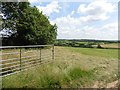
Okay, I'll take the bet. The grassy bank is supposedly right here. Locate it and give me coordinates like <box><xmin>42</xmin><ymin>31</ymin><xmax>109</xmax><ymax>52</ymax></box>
<box><xmin>2</xmin><ymin>46</ymin><xmax>118</xmax><ymax>88</ymax></box>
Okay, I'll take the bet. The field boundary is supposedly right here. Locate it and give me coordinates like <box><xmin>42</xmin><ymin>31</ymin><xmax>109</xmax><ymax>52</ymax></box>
<box><xmin>0</xmin><ymin>45</ymin><xmax>54</xmax><ymax>77</ymax></box>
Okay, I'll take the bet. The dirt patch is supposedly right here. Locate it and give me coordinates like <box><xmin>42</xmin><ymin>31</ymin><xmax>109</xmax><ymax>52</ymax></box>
<box><xmin>92</xmin><ymin>80</ymin><xmax>119</xmax><ymax>88</ymax></box>
<box><xmin>106</xmin><ymin>80</ymin><xmax>119</xmax><ymax>88</ymax></box>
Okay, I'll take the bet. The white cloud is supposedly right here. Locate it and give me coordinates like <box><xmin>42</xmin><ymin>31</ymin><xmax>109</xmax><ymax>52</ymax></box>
<box><xmin>49</xmin><ymin>0</ymin><xmax>118</xmax><ymax>40</ymax></box>
<box><xmin>36</xmin><ymin>1</ymin><xmax>61</xmax><ymax>16</ymax></box>
<box><xmin>71</xmin><ymin>11</ymin><xmax>75</xmax><ymax>15</ymax></box>
<box><xmin>51</xmin><ymin>14</ymin><xmax>118</xmax><ymax>40</ymax></box>
<box><xmin>28</xmin><ymin>0</ymin><xmax>41</xmax><ymax>3</ymax></box>
<box><xmin>82</xmin><ymin>22</ymin><xmax>118</xmax><ymax>40</ymax></box>
<box><xmin>51</xmin><ymin>15</ymin><xmax>82</xmax><ymax>34</ymax></box>
<box><xmin>50</xmin><ymin>15</ymin><xmax>82</xmax><ymax>39</ymax></box>
<box><xmin>77</xmin><ymin>0</ymin><xmax>116</xmax><ymax>22</ymax></box>
<box><xmin>79</xmin><ymin>14</ymin><xmax>108</xmax><ymax>23</ymax></box>
<box><xmin>102</xmin><ymin>22</ymin><xmax>118</xmax><ymax>31</ymax></box>
<box><xmin>78</xmin><ymin>0</ymin><xmax>115</xmax><ymax>14</ymax></box>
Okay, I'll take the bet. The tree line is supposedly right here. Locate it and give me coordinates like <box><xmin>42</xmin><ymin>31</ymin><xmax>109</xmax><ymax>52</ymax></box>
<box><xmin>1</xmin><ymin>2</ymin><xmax>57</xmax><ymax>46</ymax></box>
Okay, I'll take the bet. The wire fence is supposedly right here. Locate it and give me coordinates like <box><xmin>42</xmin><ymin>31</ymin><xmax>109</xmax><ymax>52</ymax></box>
<box><xmin>0</xmin><ymin>45</ymin><xmax>54</xmax><ymax>77</ymax></box>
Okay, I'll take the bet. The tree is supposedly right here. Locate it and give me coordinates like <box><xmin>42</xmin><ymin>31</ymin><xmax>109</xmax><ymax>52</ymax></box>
<box><xmin>97</xmin><ymin>43</ymin><xmax>102</xmax><ymax>48</ymax></box>
<box><xmin>1</xmin><ymin>2</ymin><xmax>57</xmax><ymax>45</ymax></box>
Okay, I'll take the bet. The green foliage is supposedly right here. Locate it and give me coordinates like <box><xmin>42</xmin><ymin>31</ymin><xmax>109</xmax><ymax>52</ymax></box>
<box><xmin>41</xmin><ymin>75</ymin><xmax>61</xmax><ymax>88</ymax></box>
<box><xmin>68</xmin><ymin>68</ymin><xmax>93</xmax><ymax>80</ymax></box>
<box><xmin>55</xmin><ymin>40</ymin><xmax>95</xmax><ymax>48</ymax></box>
<box><xmin>1</xmin><ymin>2</ymin><xmax>57</xmax><ymax>45</ymax></box>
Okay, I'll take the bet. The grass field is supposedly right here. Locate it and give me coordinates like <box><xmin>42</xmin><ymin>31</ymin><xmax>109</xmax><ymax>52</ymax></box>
<box><xmin>65</xmin><ymin>47</ymin><xmax>119</xmax><ymax>59</ymax></box>
<box><xmin>2</xmin><ymin>46</ymin><xmax>119</xmax><ymax>88</ymax></box>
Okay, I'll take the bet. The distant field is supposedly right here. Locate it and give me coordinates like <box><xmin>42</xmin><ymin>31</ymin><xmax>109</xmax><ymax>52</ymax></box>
<box><xmin>55</xmin><ymin>40</ymin><xmax>119</xmax><ymax>50</ymax></box>
<box><xmin>101</xmin><ymin>43</ymin><xmax>120</xmax><ymax>49</ymax></box>
<box><xmin>65</xmin><ymin>46</ymin><xmax>119</xmax><ymax>59</ymax></box>
<box><xmin>2</xmin><ymin>46</ymin><xmax>118</xmax><ymax>88</ymax></box>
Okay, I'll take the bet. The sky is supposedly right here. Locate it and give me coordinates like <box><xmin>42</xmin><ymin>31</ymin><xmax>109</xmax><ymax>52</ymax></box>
<box><xmin>28</xmin><ymin>0</ymin><xmax>119</xmax><ymax>40</ymax></box>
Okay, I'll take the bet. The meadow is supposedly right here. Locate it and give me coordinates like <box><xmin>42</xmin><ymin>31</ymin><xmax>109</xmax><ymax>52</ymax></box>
<box><xmin>2</xmin><ymin>46</ymin><xmax>119</xmax><ymax>88</ymax></box>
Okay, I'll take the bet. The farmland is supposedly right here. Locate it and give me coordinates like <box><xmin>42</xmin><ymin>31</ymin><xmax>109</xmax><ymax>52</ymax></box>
<box><xmin>101</xmin><ymin>43</ymin><xmax>119</xmax><ymax>49</ymax></box>
<box><xmin>55</xmin><ymin>39</ymin><xmax>120</xmax><ymax>49</ymax></box>
<box><xmin>2</xmin><ymin>46</ymin><xmax>119</xmax><ymax>88</ymax></box>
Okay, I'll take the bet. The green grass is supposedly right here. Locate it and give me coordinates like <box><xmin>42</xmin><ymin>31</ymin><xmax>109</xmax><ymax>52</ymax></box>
<box><xmin>68</xmin><ymin>68</ymin><xmax>93</xmax><ymax>79</ymax></box>
<box><xmin>2</xmin><ymin>62</ymin><xmax>94</xmax><ymax>88</ymax></box>
<box><xmin>65</xmin><ymin>47</ymin><xmax>119</xmax><ymax>59</ymax></box>
<box><xmin>2</xmin><ymin>46</ymin><xmax>118</xmax><ymax>88</ymax></box>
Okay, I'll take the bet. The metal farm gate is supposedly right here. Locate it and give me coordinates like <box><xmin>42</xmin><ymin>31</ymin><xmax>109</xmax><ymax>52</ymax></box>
<box><xmin>0</xmin><ymin>45</ymin><xmax>54</xmax><ymax>77</ymax></box>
